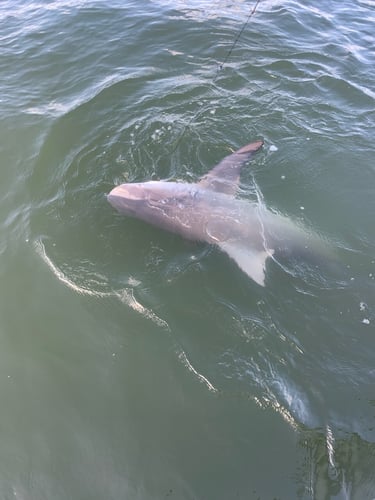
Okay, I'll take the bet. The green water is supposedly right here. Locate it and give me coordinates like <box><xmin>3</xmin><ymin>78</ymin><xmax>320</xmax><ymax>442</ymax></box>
<box><xmin>0</xmin><ymin>1</ymin><xmax>374</xmax><ymax>498</ymax></box>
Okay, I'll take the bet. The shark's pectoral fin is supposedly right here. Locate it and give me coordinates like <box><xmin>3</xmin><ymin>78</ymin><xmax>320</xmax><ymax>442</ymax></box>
<box><xmin>218</xmin><ymin>242</ymin><xmax>273</xmax><ymax>287</ymax></box>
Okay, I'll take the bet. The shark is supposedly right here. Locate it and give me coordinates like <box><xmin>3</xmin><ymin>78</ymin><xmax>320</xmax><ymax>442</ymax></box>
<box><xmin>107</xmin><ymin>140</ymin><xmax>332</xmax><ymax>286</ymax></box>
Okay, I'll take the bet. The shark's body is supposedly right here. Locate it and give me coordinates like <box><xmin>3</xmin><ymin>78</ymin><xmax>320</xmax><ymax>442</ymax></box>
<box><xmin>107</xmin><ymin>140</ymin><xmax>331</xmax><ymax>286</ymax></box>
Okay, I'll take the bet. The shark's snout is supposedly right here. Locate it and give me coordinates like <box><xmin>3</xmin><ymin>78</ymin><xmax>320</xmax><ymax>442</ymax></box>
<box><xmin>108</xmin><ymin>184</ymin><xmax>144</xmax><ymax>201</ymax></box>
<box><xmin>107</xmin><ymin>183</ymin><xmax>144</xmax><ymax>215</ymax></box>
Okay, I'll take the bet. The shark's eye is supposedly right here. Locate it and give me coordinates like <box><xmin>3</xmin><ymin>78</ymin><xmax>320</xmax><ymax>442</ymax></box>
<box><xmin>147</xmin><ymin>198</ymin><xmax>167</xmax><ymax>209</ymax></box>
<box><xmin>150</xmin><ymin>198</ymin><xmax>167</xmax><ymax>205</ymax></box>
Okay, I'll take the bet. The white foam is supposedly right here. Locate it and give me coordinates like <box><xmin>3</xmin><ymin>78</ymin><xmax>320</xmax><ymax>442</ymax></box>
<box><xmin>33</xmin><ymin>238</ymin><xmax>170</xmax><ymax>330</ymax></box>
<box><xmin>118</xmin><ymin>289</ymin><xmax>170</xmax><ymax>331</ymax></box>
<box><xmin>178</xmin><ymin>350</ymin><xmax>218</xmax><ymax>393</ymax></box>
<box><xmin>33</xmin><ymin>238</ymin><xmax>112</xmax><ymax>298</ymax></box>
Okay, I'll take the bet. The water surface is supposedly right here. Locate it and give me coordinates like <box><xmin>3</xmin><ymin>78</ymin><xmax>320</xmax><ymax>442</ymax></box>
<box><xmin>0</xmin><ymin>0</ymin><xmax>374</xmax><ymax>498</ymax></box>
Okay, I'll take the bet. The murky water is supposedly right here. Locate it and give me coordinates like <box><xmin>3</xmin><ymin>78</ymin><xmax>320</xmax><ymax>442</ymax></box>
<box><xmin>0</xmin><ymin>1</ymin><xmax>374</xmax><ymax>498</ymax></box>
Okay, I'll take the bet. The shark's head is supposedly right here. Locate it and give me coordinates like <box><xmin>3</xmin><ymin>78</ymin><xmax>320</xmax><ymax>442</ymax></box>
<box><xmin>107</xmin><ymin>182</ymin><xmax>158</xmax><ymax>216</ymax></box>
<box><xmin>107</xmin><ymin>181</ymin><xmax>203</xmax><ymax>237</ymax></box>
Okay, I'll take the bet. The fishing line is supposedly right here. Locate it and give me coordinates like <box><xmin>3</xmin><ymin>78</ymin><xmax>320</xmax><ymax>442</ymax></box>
<box><xmin>167</xmin><ymin>0</ymin><xmax>261</xmax><ymax>156</ymax></box>
<box><xmin>214</xmin><ymin>0</ymin><xmax>261</xmax><ymax>81</ymax></box>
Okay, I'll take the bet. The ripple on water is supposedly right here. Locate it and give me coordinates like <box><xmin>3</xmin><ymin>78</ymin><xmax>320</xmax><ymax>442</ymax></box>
<box><xmin>20</xmin><ymin>0</ymin><xmax>375</xmax><ymax>447</ymax></box>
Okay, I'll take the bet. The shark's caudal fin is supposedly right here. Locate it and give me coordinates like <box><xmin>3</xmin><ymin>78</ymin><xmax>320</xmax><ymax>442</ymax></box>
<box><xmin>218</xmin><ymin>241</ymin><xmax>274</xmax><ymax>287</ymax></box>
<box><xmin>198</xmin><ymin>140</ymin><xmax>264</xmax><ymax>195</ymax></box>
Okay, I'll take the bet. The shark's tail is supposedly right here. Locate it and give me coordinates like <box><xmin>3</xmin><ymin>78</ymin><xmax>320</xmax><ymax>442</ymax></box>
<box><xmin>263</xmin><ymin>209</ymin><xmax>342</xmax><ymax>284</ymax></box>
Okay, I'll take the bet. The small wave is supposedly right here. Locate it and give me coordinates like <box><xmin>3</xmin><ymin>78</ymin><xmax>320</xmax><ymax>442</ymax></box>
<box><xmin>117</xmin><ymin>288</ymin><xmax>170</xmax><ymax>331</ymax></box>
<box><xmin>25</xmin><ymin>69</ymin><xmax>158</xmax><ymax>118</ymax></box>
<box><xmin>152</xmin><ymin>0</ymin><xmax>259</xmax><ymax>21</ymax></box>
<box><xmin>33</xmin><ymin>237</ymin><xmax>170</xmax><ymax>330</ymax></box>
<box><xmin>0</xmin><ymin>0</ymin><xmax>91</xmax><ymax>21</ymax></box>
<box><xmin>33</xmin><ymin>238</ymin><xmax>111</xmax><ymax>298</ymax></box>
<box><xmin>178</xmin><ymin>350</ymin><xmax>218</xmax><ymax>393</ymax></box>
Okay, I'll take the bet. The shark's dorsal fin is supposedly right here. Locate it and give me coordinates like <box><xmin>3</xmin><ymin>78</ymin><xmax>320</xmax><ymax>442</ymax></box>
<box><xmin>198</xmin><ymin>140</ymin><xmax>264</xmax><ymax>195</ymax></box>
<box><xmin>218</xmin><ymin>241</ymin><xmax>273</xmax><ymax>287</ymax></box>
